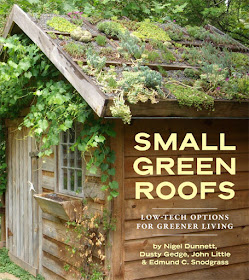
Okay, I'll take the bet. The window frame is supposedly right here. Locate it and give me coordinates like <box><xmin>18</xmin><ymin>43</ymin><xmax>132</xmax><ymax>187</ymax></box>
<box><xmin>58</xmin><ymin>125</ymin><xmax>85</xmax><ymax>197</ymax></box>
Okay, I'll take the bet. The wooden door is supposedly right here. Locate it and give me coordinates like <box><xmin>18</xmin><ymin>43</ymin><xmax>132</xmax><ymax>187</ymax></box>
<box><xmin>6</xmin><ymin>126</ymin><xmax>41</xmax><ymax>276</ymax></box>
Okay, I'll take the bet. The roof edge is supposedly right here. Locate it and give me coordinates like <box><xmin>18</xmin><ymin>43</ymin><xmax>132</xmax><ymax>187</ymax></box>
<box><xmin>104</xmin><ymin>99</ymin><xmax>249</xmax><ymax>119</ymax></box>
<box><xmin>2</xmin><ymin>5</ymin><xmax>108</xmax><ymax>117</ymax></box>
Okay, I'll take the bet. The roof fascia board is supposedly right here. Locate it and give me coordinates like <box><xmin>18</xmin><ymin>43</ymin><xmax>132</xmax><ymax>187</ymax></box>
<box><xmin>104</xmin><ymin>99</ymin><xmax>249</xmax><ymax>119</ymax></box>
<box><xmin>2</xmin><ymin>5</ymin><xmax>107</xmax><ymax>117</ymax></box>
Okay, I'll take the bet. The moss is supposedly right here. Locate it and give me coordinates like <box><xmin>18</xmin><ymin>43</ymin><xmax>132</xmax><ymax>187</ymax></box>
<box><xmin>132</xmin><ymin>21</ymin><xmax>171</xmax><ymax>42</ymax></box>
<box><xmin>165</xmin><ymin>83</ymin><xmax>214</xmax><ymax>110</ymax></box>
<box><xmin>47</xmin><ymin>17</ymin><xmax>77</xmax><ymax>33</ymax></box>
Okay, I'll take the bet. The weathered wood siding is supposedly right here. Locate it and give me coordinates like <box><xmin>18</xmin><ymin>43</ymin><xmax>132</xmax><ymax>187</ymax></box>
<box><xmin>112</xmin><ymin>119</ymin><xmax>249</xmax><ymax>280</ymax></box>
<box><xmin>6</xmin><ymin>125</ymin><xmax>41</xmax><ymax>276</ymax></box>
<box><xmin>40</xmin><ymin>148</ymin><xmax>105</xmax><ymax>279</ymax></box>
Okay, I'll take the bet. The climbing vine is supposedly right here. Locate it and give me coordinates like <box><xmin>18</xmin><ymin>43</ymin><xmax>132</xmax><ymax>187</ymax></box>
<box><xmin>65</xmin><ymin>207</ymin><xmax>116</xmax><ymax>279</ymax></box>
<box><xmin>0</xmin><ymin>34</ymin><xmax>118</xmax><ymax>200</ymax></box>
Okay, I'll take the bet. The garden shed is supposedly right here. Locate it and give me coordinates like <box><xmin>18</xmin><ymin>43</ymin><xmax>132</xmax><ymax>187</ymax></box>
<box><xmin>1</xmin><ymin>4</ymin><xmax>249</xmax><ymax>280</ymax></box>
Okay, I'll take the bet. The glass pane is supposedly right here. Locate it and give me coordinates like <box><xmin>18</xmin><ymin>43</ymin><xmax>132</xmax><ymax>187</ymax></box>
<box><xmin>70</xmin><ymin>170</ymin><xmax>75</xmax><ymax>191</ymax></box>
<box><xmin>77</xmin><ymin>149</ymin><xmax>82</xmax><ymax>168</ymax></box>
<box><xmin>63</xmin><ymin>169</ymin><xmax>67</xmax><ymax>190</ymax></box>
<box><xmin>69</xmin><ymin>149</ymin><xmax>75</xmax><ymax>167</ymax></box>
<box><xmin>77</xmin><ymin>170</ymin><xmax>82</xmax><ymax>192</ymax></box>
<box><xmin>62</xmin><ymin>145</ymin><xmax>67</xmax><ymax>167</ymax></box>
<box><xmin>63</xmin><ymin>131</ymin><xmax>68</xmax><ymax>143</ymax></box>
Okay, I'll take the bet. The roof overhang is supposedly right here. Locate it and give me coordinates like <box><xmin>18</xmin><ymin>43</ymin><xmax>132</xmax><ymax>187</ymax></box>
<box><xmin>2</xmin><ymin>5</ymin><xmax>249</xmax><ymax>119</ymax></box>
<box><xmin>2</xmin><ymin>5</ymin><xmax>107</xmax><ymax>117</ymax></box>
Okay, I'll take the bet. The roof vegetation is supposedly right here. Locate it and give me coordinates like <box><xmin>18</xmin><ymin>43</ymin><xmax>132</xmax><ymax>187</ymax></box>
<box><xmin>36</xmin><ymin>12</ymin><xmax>249</xmax><ymax>123</ymax></box>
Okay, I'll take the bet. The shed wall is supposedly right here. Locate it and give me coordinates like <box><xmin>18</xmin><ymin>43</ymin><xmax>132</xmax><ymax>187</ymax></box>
<box><xmin>39</xmin><ymin>149</ymin><xmax>105</xmax><ymax>279</ymax></box>
<box><xmin>6</xmin><ymin>122</ymin><xmax>106</xmax><ymax>280</ymax></box>
<box><xmin>112</xmin><ymin>119</ymin><xmax>249</xmax><ymax>280</ymax></box>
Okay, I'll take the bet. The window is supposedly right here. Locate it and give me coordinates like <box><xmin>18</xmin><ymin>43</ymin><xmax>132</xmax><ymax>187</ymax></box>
<box><xmin>59</xmin><ymin>125</ymin><xmax>85</xmax><ymax>196</ymax></box>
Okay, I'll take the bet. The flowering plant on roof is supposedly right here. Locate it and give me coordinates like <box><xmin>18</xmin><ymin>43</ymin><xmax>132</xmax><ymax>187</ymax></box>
<box><xmin>68</xmin><ymin>11</ymin><xmax>84</xmax><ymax>26</ymax></box>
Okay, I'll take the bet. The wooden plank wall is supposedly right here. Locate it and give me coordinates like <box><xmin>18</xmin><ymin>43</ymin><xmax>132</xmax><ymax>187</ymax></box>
<box><xmin>119</xmin><ymin>119</ymin><xmax>249</xmax><ymax>280</ymax></box>
<box><xmin>40</xmin><ymin>148</ymin><xmax>105</xmax><ymax>279</ymax></box>
<box><xmin>6</xmin><ymin>126</ymin><xmax>40</xmax><ymax>276</ymax></box>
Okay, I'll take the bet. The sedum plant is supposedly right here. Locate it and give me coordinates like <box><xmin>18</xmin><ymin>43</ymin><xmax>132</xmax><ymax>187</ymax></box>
<box><xmin>119</xmin><ymin>31</ymin><xmax>145</xmax><ymax>59</ymax></box>
<box><xmin>86</xmin><ymin>49</ymin><xmax>106</xmax><ymax>72</ymax></box>
<box><xmin>132</xmin><ymin>20</ymin><xmax>171</xmax><ymax>42</ymax></box>
<box><xmin>47</xmin><ymin>16</ymin><xmax>77</xmax><ymax>33</ymax></box>
<box><xmin>97</xmin><ymin>21</ymin><xmax>125</xmax><ymax>37</ymax></box>
<box><xmin>95</xmin><ymin>35</ymin><xmax>107</xmax><ymax>46</ymax></box>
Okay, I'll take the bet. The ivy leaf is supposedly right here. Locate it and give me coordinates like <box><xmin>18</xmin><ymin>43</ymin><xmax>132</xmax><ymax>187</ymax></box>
<box><xmin>110</xmin><ymin>190</ymin><xmax>119</xmax><ymax>197</ymax></box>
<box><xmin>107</xmin><ymin>195</ymin><xmax>113</xmax><ymax>201</ymax></box>
<box><xmin>100</xmin><ymin>163</ymin><xmax>109</xmax><ymax>171</ymax></box>
<box><xmin>107</xmin><ymin>151</ymin><xmax>116</xmax><ymax>163</ymax></box>
<box><xmin>108</xmin><ymin>168</ymin><xmax>115</xmax><ymax>176</ymax></box>
<box><xmin>101</xmin><ymin>185</ymin><xmax>109</xmax><ymax>191</ymax></box>
<box><xmin>94</xmin><ymin>135</ymin><xmax>106</xmax><ymax>143</ymax></box>
<box><xmin>109</xmin><ymin>181</ymin><xmax>118</xmax><ymax>190</ymax></box>
<box><xmin>101</xmin><ymin>174</ymin><xmax>108</xmax><ymax>183</ymax></box>
<box><xmin>89</xmin><ymin>165</ymin><xmax>97</xmax><ymax>174</ymax></box>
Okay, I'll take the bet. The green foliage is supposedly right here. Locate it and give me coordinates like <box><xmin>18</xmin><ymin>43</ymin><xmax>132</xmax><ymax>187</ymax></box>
<box><xmin>119</xmin><ymin>31</ymin><xmax>145</xmax><ymax>59</ymax></box>
<box><xmin>165</xmin><ymin>22</ymin><xmax>184</xmax><ymax>41</ymax></box>
<box><xmin>95</xmin><ymin>35</ymin><xmax>107</xmax><ymax>46</ymax></box>
<box><xmin>162</xmin><ymin>50</ymin><xmax>176</xmax><ymax>63</ymax></box>
<box><xmin>200</xmin><ymin>64</ymin><xmax>228</xmax><ymax>91</ymax></box>
<box><xmin>184</xmin><ymin>68</ymin><xmax>200</xmax><ymax>79</ymax></box>
<box><xmin>230</xmin><ymin>52</ymin><xmax>249</xmax><ymax>68</ymax></box>
<box><xmin>109</xmin><ymin>66</ymin><xmax>163</xmax><ymax>123</ymax></box>
<box><xmin>145</xmin><ymin>51</ymin><xmax>161</xmax><ymax>62</ymax></box>
<box><xmin>225</xmin><ymin>75</ymin><xmax>249</xmax><ymax>100</ymax></box>
<box><xmin>67</xmin><ymin>11</ymin><xmax>84</xmax><ymax>25</ymax></box>
<box><xmin>1</xmin><ymin>0</ymin><xmax>248</xmax><ymax>48</ymax></box>
<box><xmin>0</xmin><ymin>248</ymin><xmax>44</xmax><ymax>279</ymax></box>
<box><xmin>86</xmin><ymin>49</ymin><xmax>106</xmax><ymax>71</ymax></box>
<box><xmin>48</xmin><ymin>32</ymin><xmax>57</xmax><ymax>39</ymax></box>
<box><xmin>70</xmin><ymin>27</ymin><xmax>92</xmax><ymax>42</ymax></box>
<box><xmin>139</xmin><ymin>66</ymin><xmax>162</xmax><ymax>88</ymax></box>
<box><xmin>186</xmin><ymin>26</ymin><xmax>210</xmax><ymax>40</ymax></box>
<box><xmin>63</xmin><ymin>42</ymin><xmax>87</xmax><ymax>58</ymax></box>
<box><xmin>150</xmin><ymin>40</ymin><xmax>176</xmax><ymax>62</ymax></box>
<box><xmin>182</xmin><ymin>43</ymin><xmax>248</xmax><ymax>72</ymax></box>
<box><xmin>133</xmin><ymin>21</ymin><xmax>171</xmax><ymax>42</ymax></box>
<box><xmin>165</xmin><ymin>83</ymin><xmax>214</xmax><ymax>110</ymax></box>
<box><xmin>97</xmin><ymin>21</ymin><xmax>124</xmax><ymax>37</ymax></box>
<box><xmin>47</xmin><ymin>16</ymin><xmax>77</xmax><ymax>32</ymax></box>
<box><xmin>0</xmin><ymin>35</ymin><xmax>118</xmax><ymax>200</ymax></box>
